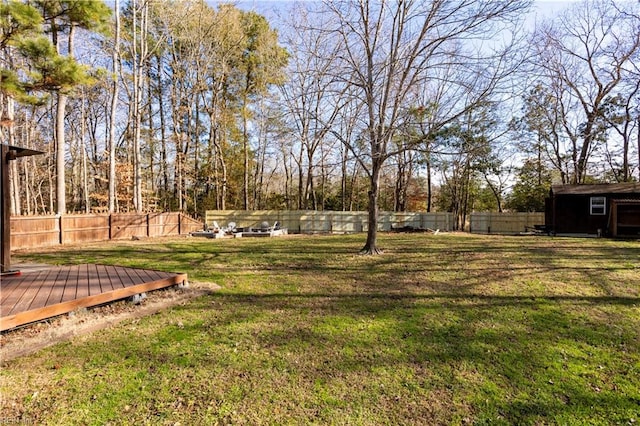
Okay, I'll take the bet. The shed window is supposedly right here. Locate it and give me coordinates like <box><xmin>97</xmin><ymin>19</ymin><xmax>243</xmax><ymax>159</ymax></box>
<box><xmin>590</xmin><ymin>197</ymin><xmax>606</xmax><ymax>215</ymax></box>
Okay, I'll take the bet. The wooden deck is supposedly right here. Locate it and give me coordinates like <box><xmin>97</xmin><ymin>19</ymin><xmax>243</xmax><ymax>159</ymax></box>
<box><xmin>1</xmin><ymin>264</ymin><xmax>188</xmax><ymax>332</ymax></box>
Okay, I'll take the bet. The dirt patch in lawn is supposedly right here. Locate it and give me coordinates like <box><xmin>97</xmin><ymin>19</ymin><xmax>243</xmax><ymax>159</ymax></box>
<box><xmin>0</xmin><ymin>281</ymin><xmax>220</xmax><ymax>363</ymax></box>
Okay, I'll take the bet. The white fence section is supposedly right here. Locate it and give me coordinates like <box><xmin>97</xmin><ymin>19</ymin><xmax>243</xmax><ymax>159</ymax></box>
<box><xmin>373</xmin><ymin>212</ymin><xmax>453</xmax><ymax>232</ymax></box>
<box><xmin>469</xmin><ymin>212</ymin><xmax>545</xmax><ymax>234</ymax></box>
<box><xmin>204</xmin><ymin>210</ymin><xmax>454</xmax><ymax>234</ymax></box>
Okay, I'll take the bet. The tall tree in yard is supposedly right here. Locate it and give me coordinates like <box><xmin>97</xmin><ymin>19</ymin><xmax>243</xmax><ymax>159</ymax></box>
<box><xmin>0</xmin><ymin>1</ymin><xmax>45</xmax><ymax>214</ymax></box>
<box><xmin>208</xmin><ymin>5</ymin><xmax>245</xmax><ymax>210</ymax></box>
<box><xmin>599</xmin><ymin>87</ymin><xmax>640</xmax><ymax>182</ymax></box>
<box><xmin>279</xmin><ymin>6</ymin><xmax>345</xmax><ymax>210</ymax></box>
<box><xmin>317</xmin><ymin>0</ymin><xmax>530</xmax><ymax>254</ymax></box>
<box><xmin>124</xmin><ymin>0</ymin><xmax>150</xmax><ymax>213</ymax></box>
<box><xmin>1</xmin><ymin>1</ymin><xmax>103</xmax><ymax>213</ymax></box>
<box><xmin>507</xmin><ymin>159</ymin><xmax>552</xmax><ymax>212</ymax></box>
<box><xmin>237</xmin><ymin>11</ymin><xmax>288</xmax><ymax>210</ymax></box>
<box><xmin>108</xmin><ymin>0</ymin><xmax>120</xmax><ymax>213</ymax></box>
<box><xmin>35</xmin><ymin>0</ymin><xmax>110</xmax><ymax>214</ymax></box>
<box><xmin>0</xmin><ymin>2</ymin><xmax>60</xmax><ymax>106</ymax></box>
<box><xmin>530</xmin><ymin>0</ymin><xmax>640</xmax><ymax>184</ymax></box>
<box><xmin>435</xmin><ymin>106</ymin><xmax>499</xmax><ymax>230</ymax></box>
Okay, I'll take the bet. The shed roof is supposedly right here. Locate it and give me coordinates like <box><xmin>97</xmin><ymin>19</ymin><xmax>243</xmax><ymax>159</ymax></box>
<box><xmin>551</xmin><ymin>183</ymin><xmax>640</xmax><ymax>195</ymax></box>
<box><xmin>2</xmin><ymin>144</ymin><xmax>43</xmax><ymax>159</ymax></box>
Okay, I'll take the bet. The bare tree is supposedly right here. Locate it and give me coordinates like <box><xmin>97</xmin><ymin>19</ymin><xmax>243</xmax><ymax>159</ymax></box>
<box><xmin>601</xmin><ymin>85</ymin><xmax>640</xmax><ymax>182</ymax></box>
<box><xmin>531</xmin><ymin>0</ymin><xmax>640</xmax><ymax>183</ymax></box>
<box><xmin>316</xmin><ymin>0</ymin><xmax>530</xmax><ymax>253</ymax></box>
<box><xmin>279</xmin><ymin>6</ymin><xmax>345</xmax><ymax>210</ymax></box>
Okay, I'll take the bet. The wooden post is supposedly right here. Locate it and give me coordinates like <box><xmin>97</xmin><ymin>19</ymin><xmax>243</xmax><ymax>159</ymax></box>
<box><xmin>1</xmin><ymin>145</ymin><xmax>11</xmax><ymax>273</ymax></box>
<box><xmin>58</xmin><ymin>214</ymin><xmax>64</xmax><ymax>244</ymax></box>
<box><xmin>611</xmin><ymin>200</ymin><xmax>618</xmax><ymax>237</ymax></box>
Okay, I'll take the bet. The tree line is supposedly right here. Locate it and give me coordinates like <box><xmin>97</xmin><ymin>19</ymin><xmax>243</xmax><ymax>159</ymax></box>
<box><xmin>1</xmin><ymin>0</ymin><xmax>639</xmax><ymax>252</ymax></box>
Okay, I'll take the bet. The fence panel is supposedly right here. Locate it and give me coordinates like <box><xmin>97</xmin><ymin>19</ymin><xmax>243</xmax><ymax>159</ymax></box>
<box><xmin>110</xmin><ymin>213</ymin><xmax>148</xmax><ymax>239</ymax></box>
<box><xmin>277</xmin><ymin>210</ymin><xmax>302</xmax><ymax>233</ymax></box>
<box><xmin>422</xmin><ymin>213</ymin><xmax>452</xmax><ymax>231</ymax></box>
<box><xmin>10</xmin><ymin>213</ymin><xmax>202</xmax><ymax>250</ymax></box>
<box><xmin>470</xmin><ymin>212</ymin><xmax>545</xmax><ymax>234</ymax></box>
<box><xmin>148</xmin><ymin>213</ymin><xmax>179</xmax><ymax>237</ymax></box>
<box><xmin>299</xmin><ymin>211</ymin><xmax>331</xmax><ymax>233</ymax></box>
<box><xmin>62</xmin><ymin>215</ymin><xmax>110</xmax><ymax>244</ymax></box>
<box><xmin>330</xmin><ymin>211</ymin><xmax>367</xmax><ymax>233</ymax></box>
<box><xmin>205</xmin><ymin>210</ymin><xmax>454</xmax><ymax>234</ymax></box>
<box><xmin>205</xmin><ymin>210</ymin><xmax>305</xmax><ymax>232</ymax></box>
<box><xmin>180</xmin><ymin>214</ymin><xmax>205</xmax><ymax>234</ymax></box>
<box><xmin>10</xmin><ymin>216</ymin><xmax>59</xmax><ymax>249</ymax></box>
<box><xmin>393</xmin><ymin>212</ymin><xmax>421</xmax><ymax>229</ymax></box>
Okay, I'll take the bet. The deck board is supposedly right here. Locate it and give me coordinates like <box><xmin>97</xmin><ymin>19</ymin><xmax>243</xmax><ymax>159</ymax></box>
<box><xmin>1</xmin><ymin>269</ymin><xmax>41</xmax><ymax>306</ymax></box>
<box><xmin>11</xmin><ymin>268</ymin><xmax>59</xmax><ymax>314</ymax></box>
<box><xmin>50</xmin><ymin>267</ymin><xmax>71</xmax><ymax>307</ymax></box>
<box><xmin>60</xmin><ymin>264</ymin><xmax>79</xmax><ymax>303</ymax></box>
<box><xmin>1</xmin><ymin>264</ymin><xmax>188</xmax><ymax>331</ymax></box>
<box><xmin>97</xmin><ymin>264</ymin><xmax>112</xmax><ymax>294</ymax></box>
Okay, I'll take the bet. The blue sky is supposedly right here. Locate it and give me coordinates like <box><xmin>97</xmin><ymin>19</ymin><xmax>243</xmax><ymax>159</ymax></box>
<box><xmin>222</xmin><ymin>0</ymin><xmax>583</xmax><ymax>24</ymax></box>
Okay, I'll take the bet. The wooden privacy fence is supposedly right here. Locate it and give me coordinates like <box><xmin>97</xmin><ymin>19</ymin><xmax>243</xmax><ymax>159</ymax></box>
<box><xmin>204</xmin><ymin>210</ymin><xmax>454</xmax><ymax>234</ymax></box>
<box><xmin>10</xmin><ymin>213</ymin><xmax>203</xmax><ymax>250</ymax></box>
<box><xmin>469</xmin><ymin>212</ymin><xmax>545</xmax><ymax>235</ymax></box>
<box><xmin>11</xmin><ymin>211</ymin><xmax>547</xmax><ymax>250</ymax></box>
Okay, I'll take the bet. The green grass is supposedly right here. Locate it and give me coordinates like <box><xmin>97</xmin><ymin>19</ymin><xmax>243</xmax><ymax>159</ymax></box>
<box><xmin>2</xmin><ymin>233</ymin><xmax>639</xmax><ymax>425</ymax></box>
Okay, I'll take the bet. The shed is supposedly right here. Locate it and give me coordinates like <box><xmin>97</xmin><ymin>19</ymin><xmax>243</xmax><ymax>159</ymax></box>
<box><xmin>545</xmin><ymin>183</ymin><xmax>640</xmax><ymax>237</ymax></box>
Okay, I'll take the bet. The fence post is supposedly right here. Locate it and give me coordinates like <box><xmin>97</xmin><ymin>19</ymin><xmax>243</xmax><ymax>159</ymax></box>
<box><xmin>178</xmin><ymin>213</ymin><xmax>182</xmax><ymax>235</ymax></box>
<box><xmin>58</xmin><ymin>214</ymin><xmax>63</xmax><ymax>245</ymax></box>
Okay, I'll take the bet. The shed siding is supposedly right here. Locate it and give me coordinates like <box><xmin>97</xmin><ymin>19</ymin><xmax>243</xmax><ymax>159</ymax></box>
<box><xmin>553</xmin><ymin>195</ymin><xmax>610</xmax><ymax>234</ymax></box>
<box><xmin>547</xmin><ymin>184</ymin><xmax>640</xmax><ymax>236</ymax></box>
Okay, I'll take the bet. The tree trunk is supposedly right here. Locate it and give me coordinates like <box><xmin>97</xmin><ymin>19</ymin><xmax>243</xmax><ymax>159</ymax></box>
<box><xmin>10</xmin><ymin>161</ymin><xmax>20</xmax><ymax>215</ymax></box>
<box><xmin>341</xmin><ymin>144</ymin><xmax>347</xmax><ymax>211</ymax></box>
<box><xmin>305</xmin><ymin>160</ymin><xmax>315</xmax><ymax>210</ymax></box>
<box><xmin>55</xmin><ymin>92</ymin><xmax>67</xmax><ymax>215</ymax></box>
<box><xmin>157</xmin><ymin>55</ymin><xmax>168</xmax><ymax>201</ymax></box>
<box><xmin>208</xmin><ymin>116</ymin><xmax>228</xmax><ymax>211</ymax></box>
<box><xmin>320</xmin><ymin>148</ymin><xmax>327</xmax><ymax>210</ymax></box>
<box><xmin>280</xmin><ymin>138</ymin><xmax>292</xmax><ymax>210</ymax></box>
<box><xmin>5</xmin><ymin>96</ymin><xmax>21</xmax><ymax>215</ymax></box>
<box><xmin>219</xmin><ymin>148</ymin><xmax>227</xmax><ymax>211</ymax></box>
<box><xmin>108</xmin><ymin>0</ymin><xmax>120</xmax><ymax>213</ymax></box>
<box><xmin>253</xmin><ymin>109</ymin><xmax>266</xmax><ymax>209</ymax></box>
<box><xmin>80</xmin><ymin>95</ymin><xmax>89</xmax><ymax>213</ymax></box>
<box><xmin>349</xmin><ymin>163</ymin><xmax>359</xmax><ymax>211</ymax></box>
<box><xmin>132</xmin><ymin>0</ymin><xmax>147</xmax><ymax>213</ymax></box>
<box><xmin>242</xmin><ymin>93</ymin><xmax>250</xmax><ymax>210</ymax></box>
<box><xmin>47</xmin><ymin>138</ymin><xmax>54</xmax><ymax>213</ymax></box>
<box><xmin>147</xmin><ymin>59</ymin><xmax>155</xmax><ymax>197</ymax></box>
<box><xmin>23</xmin><ymin>158</ymin><xmax>31</xmax><ymax>215</ymax></box>
<box><xmin>426</xmin><ymin>157</ymin><xmax>432</xmax><ymax>213</ymax></box>
<box><xmin>82</xmin><ymin>138</ymin><xmax>89</xmax><ymax>213</ymax></box>
<box><xmin>361</xmin><ymin>161</ymin><xmax>382</xmax><ymax>255</ymax></box>
<box><xmin>637</xmin><ymin>116</ymin><xmax>640</xmax><ymax>181</ymax></box>
<box><xmin>297</xmin><ymin>142</ymin><xmax>304</xmax><ymax>209</ymax></box>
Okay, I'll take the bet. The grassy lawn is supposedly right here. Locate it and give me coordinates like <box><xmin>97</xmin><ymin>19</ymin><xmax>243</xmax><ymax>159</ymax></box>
<box><xmin>1</xmin><ymin>233</ymin><xmax>639</xmax><ymax>425</ymax></box>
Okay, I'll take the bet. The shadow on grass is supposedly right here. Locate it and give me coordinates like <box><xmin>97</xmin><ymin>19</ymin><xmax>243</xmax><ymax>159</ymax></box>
<box><xmin>11</xmin><ymin>235</ymin><xmax>640</xmax><ymax>423</ymax></box>
<box><xmin>19</xmin><ymin>241</ymin><xmax>640</xmax><ymax>298</ymax></box>
<box><xmin>118</xmin><ymin>289</ymin><xmax>639</xmax><ymax>424</ymax></box>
